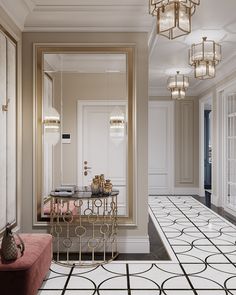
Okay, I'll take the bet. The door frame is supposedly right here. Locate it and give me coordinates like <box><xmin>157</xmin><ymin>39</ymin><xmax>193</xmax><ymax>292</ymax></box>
<box><xmin>148</xmin><ymin>100</ymin><xmax>174</xmax><ymax>195</ymax></box>
<box><xmin>216</xmin><ymin>78</ymin><xmax>236</xmax><ymax>214</ymax></box>
<box><xmin>199</xmin><ymin>94</ymin><xmax>213</xmax><ymax>197</ymax></box>
<box><xmin>77</xmin><ymin>99</ymin><xmax>128</xmax><ymax>186</ymax></box>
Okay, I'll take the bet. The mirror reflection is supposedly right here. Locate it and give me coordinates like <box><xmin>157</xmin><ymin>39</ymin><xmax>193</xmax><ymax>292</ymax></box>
<box><xmin>42</xmin><ymin>53</ymin><xmax>128</xmax><ymax>218</ymax></box>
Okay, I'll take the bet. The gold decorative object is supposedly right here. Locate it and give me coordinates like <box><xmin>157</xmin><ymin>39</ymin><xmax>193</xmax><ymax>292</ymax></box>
<box><xmin>149</xmin><ymin>0</ymin><xmax>200</xmax><ymax>39</ymax></box>
<box><xmin>189</xmin><ymin>37</ymin><xmax>222</xmax><ymax>79</ymax></box>
<box><xmin>50</xmin><ymin>189</ymin><xmax>119</xmax><ymax>267</ymax></box>
<box><xmin>104</xmin><ymin>180</ymin><xmax>113</xmax><ymax>194</ymax></box>
<box><xmin>91</xmin><ymin>174</ymin><xmax>113</xmax><ymax>195</ymax></box>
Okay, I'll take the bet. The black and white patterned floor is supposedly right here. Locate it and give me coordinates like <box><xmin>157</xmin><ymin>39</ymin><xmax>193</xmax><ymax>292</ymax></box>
<box><xmin>38</xmin><ymin>196</ymin><xmax>236</xmax><ymax>295</ymax></box>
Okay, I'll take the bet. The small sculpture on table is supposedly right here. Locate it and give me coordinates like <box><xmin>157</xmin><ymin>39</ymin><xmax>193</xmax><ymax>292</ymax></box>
<box><xmin>91</xmin><ymin>174</ymin><xmax>113</xmax><ymax>195</ymax></box>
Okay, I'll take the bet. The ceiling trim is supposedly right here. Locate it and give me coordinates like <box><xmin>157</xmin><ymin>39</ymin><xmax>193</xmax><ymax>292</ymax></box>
<box><xmin>23</xmin><ymin>26</ymin><xmax>152</xmax><ymax>33</ymax></box>
<box><xmin>0</xmin><ymin>0</ymin><xmax>32</xmax><ymax>30</ymax></box>
<box><xmin>149</xmin><ymin>86</ymin><xmax>197</xmax><ymax>97</ymax></box>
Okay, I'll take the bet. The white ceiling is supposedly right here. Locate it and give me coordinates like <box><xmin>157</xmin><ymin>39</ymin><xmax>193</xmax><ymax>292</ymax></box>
<box><xmin>1</xmin><ymin>0</ymin><xmax>236</xmax><ymax>96</ymax></box>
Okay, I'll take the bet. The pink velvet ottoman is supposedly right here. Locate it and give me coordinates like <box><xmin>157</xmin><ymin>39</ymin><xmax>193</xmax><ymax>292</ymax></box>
<box><xmin>0</xmin><ymin>233</ymin><xmax>52</xmax><ymax>295</ymax></box>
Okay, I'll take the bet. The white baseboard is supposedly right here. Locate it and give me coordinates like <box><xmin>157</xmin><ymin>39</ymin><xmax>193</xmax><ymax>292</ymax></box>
<box><xmin>173</xmin><ymin>187</ymin><xmax>200</xmax><ymax>195</ymax></box>
<box><xmin>117</xmin><ymin>236</ymin><xmax>150</xmax><ymax>253</ymax></box>
<box><xmin>54</xmin><ymin>235</ymin><xmax>150</xmax><ymax>254</ymax></box>
<box><xmin>199</xmin><ymin>188</ymin><xmax>205</xmax><ymax>197</ymax></box>
<box><xmin>211</xmin><ymin>194</ymin><xmax>220</xmax><ymax>207</ymax></box>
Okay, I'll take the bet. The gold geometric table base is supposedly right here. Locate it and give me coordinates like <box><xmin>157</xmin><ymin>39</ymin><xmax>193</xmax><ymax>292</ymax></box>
<box><xmin>49</xmin><ymin>191</ymin><xmax>118</xmax><ymax>267</ymax></box>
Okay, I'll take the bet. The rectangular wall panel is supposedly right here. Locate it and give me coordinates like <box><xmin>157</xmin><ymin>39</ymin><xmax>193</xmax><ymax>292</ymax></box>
<box><xmin>6</xmin><ymin>39</ymin><xmax>17</xmax><ymax>224</ymax></box>
<box><xmin>0</xmin><ymin>30</ymin><xmax>17</xmax><ymax>232</ymax></box>
<box><xmin>0</xmin><ymin>32</ymin><xmax>7</xmax><ymax>231</ymax></box>
<box><xmin>148</xmin><ymin>101</ymin><xmax>174</xmax><ymax>194</ymax></box>
<box><xmin>176</xmin><ymin>100</ymin><xmax>194</xmax><ymax>184</ymax></box>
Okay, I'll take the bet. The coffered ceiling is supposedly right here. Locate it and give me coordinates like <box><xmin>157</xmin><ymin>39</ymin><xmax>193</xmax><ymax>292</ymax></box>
<box><xmin>1</xmin><ymin>0</ymin><xmax>236</xmax><ymax>97</ymax></box>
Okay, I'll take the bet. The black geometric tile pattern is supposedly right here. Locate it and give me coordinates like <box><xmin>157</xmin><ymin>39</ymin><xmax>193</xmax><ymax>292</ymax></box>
<box><xmin>38</xmin><ymin>196</ymin><xmax>236</xmax><ymax>295</ymax></box>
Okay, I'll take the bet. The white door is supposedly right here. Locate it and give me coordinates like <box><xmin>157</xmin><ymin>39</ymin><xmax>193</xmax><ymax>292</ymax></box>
<box><xmin>77</xmin><ymin>100</ymin><xmax>127</xmax><ymax>216</ymax></box>
<box><xmin>225</xmin><ymin>93</ymin><xmax>236</xmax><ymax>214</ymax></box>
<box><xmin>148</xmin><ymin>101</ymin><xmax>174</xmax><ymax>194</ymax></box>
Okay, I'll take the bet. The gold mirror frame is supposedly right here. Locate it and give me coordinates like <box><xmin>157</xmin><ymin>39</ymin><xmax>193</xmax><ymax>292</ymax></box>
<box><xmin>33</xmin><ymin>44</ymin><xmax>135</xmax><ymax>226</ymax></box>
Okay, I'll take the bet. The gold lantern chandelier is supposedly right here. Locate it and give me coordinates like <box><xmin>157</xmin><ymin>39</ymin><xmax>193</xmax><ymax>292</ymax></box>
<box><xmin>189</xmin><ymin>37</ymin><xmax>222</xmax><ymax>79</ymax></box>
<box><xmin>149</xmin><ymin>0</ymin><xmax>200</xmax><ymax>39</ymax></box>
<box><xmin>167</xmin><ymin>71</ymin><xmax>189</xmax><ymax>100</ymax></box>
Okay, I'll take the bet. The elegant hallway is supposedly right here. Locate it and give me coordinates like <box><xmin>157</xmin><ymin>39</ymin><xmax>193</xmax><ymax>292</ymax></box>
<box><xmin>38</xmin><ymin>196</ymin><xmax>236</xmax><ymax>295</ymax></box>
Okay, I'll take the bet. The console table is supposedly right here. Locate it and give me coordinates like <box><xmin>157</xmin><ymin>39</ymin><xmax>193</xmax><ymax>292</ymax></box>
<box><xmin>49</xmin><ymin>189</ymin><xmax>118</xmax><ymax>267</ymax></box>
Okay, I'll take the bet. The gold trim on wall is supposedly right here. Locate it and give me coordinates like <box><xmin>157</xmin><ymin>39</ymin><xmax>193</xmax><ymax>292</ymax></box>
<box><xmin>33</xmin><ymin>44</ymin><xmax>135</xmax><ymax>225</ymax></box>
<box><xmin>0</xmin><ymin>26</ymin><xmax>18</xmax><ymax>237</ymax></box>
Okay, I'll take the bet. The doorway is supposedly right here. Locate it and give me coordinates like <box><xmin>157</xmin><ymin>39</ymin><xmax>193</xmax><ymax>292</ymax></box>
<box><xmin>77</xmin><ymin>100</ymin><xmax>128</xmax><ymax>216</ymax></box>
<box><xmin>199</xmin><ymin>95</ymin><xmax>213</xmax><ymax>197</ymax></box>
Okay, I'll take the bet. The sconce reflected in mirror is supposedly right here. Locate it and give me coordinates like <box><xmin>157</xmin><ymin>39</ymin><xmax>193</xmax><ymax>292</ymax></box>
<box><xmin>43</xmin><ymin>107</ymin><xmax>60</xmax><ymax>145</ymax></box>
<box><xmin>110</xmin><ymin>106</ymin><xmax>126</xmax><ymax>139</ymax></box>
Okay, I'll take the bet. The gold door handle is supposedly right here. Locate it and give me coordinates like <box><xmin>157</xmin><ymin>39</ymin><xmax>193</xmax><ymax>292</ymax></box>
<box><xmin>84</xmin><ymin>166</ymin><xmax>92</xmax><ymax>170</ymax></box>
<box><xmin>2</xmin><ymin>99</ymin><xmax>10</xmax><ymax>112</ymax></box>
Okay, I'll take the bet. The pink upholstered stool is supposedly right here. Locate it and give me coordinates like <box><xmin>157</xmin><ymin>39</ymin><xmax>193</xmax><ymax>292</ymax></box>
<box><xmin>0</xmin><ymin>233</ymin><xmax>52</xmax><ymax>295</ymax></box>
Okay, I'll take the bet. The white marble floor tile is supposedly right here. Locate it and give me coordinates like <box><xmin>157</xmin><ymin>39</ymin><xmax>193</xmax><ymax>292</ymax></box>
<box><xmin>97</xmin><ymin>291</ymin><xmax>128</xmax><ymax>295</ymax></box>
<box><xmin>50</xmin><ymin>262</ymin><xmax>73</xmax><ymax>275</ymax></box>
<box><xmin>183</xmin><ymin>263</ymin><xmax>236</xmax><ymax>286</ymax></box>
<box><xmin>187</xmin><ymin>275</ymin><xmax>227</xmax><ymax>290</ymax></box>
<box><xmin>195</xmin><ymin>291</ymin><xmax>229</xmax><ymax>295</ymax></box>
<box><xmin>160</xmin><ymin>291</ymin><xmax>196</xmax><ymax>295</ymax></box>
<box><xmin>40</xmin><ymin>275</ymin><xmax>68</xmax><ymax>290</ymax></box>
<box><xmin>154</xmin><ymin>263</ymin><xmax>184</xmax><ymax>275</ymax></box>
<box><xmin>38</xmin><ymin>291</ymin><xmax>63</xmax><ymax>295</ymax></box>
<box><xmin>69</xmin><ymin>265</ymin><xmax>127</xmax><ymax>290</ymax></box>
<box><xmin>64</xmin><ymin>291</ymin><xmax>96</xmax><ymax>295</ymax></box>
<box><xmin>205</xmin><ymin>253</ymin><xmax>231</xmax><ymax>263</ymax></box>
<box><xmin>66</xmin><ymin>275</ymin><xmax>97</xmax><ymax>289</ymax></box>
<box><xmin>129</xmin><ymin>264</ymin><xmax>191</xmax><ymax>290</ymax></box>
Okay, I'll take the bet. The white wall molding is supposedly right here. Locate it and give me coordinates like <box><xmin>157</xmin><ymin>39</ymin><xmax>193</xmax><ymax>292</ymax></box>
<box><xmin>148</xmin><ymin>101</ymin><xmax>174</xmax><ymax>195</ymax></box>
<box><xmin>175</xmin><ymin>100</ymin><xmax>195</xmax><ymax>185</ymax></box>
<box><xmin>64</xmin><ymin>235</ymin><xmax>150</xmax><ymax>254</ymax></box>
<box><xmin>215</xmin><ymin>78</ymin><xmax>236</xmax><ymax>212</ymax></box>
<box><xmin>174</xmin><ymin>187</ymin><xmax>200</xmax><ymax>195</ymax></box>
<box><xmin>211</xmin><ymin>193</ymin><xmax>220</xmax><ymax>207</ymax></box>
<box><xmin>117</xmin><ymin>236</ymin><xmax>150</xmax><ymax>253</ymax></box>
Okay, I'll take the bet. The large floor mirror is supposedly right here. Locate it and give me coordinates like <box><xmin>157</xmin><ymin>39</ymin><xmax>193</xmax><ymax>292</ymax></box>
<box><xmin>33</xmin><ymin>45</ymin><xmax>135</xmax><ymax>225</ymax></box>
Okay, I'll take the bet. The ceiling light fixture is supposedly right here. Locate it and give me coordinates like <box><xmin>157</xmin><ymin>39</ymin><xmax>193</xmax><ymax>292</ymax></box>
<box><xmin>189</xmin><ymin>37</ymin><xmax>222</xmax><ymax>79</ymax></box>
<box><xmin>149</xmin><ymin>0</ymin><xmax>200</xmax><ymax>39</ymax></box>
<box><xmin>167</xmin><ymin>71</ymin><xmax>189</xmax><ymax>100</ymax></box>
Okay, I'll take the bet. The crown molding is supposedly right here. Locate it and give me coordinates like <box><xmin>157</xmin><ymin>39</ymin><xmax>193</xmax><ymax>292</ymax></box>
<box><xmin>149</xmin><ymin>85</ymin><xmax>197</xmax><ymax>97</ymax></box>
<box><xmin>23</xmin><ymin>25</ymin><xmax>152</xmax><ymax>33</ymax></box>
<box><xmin>0</xmin><ymin>0</ymin><xmax>33</xmax><ymax>30</ymax></box>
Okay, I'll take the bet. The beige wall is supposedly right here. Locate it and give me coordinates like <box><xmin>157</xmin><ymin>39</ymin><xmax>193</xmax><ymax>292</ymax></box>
<box><xmin>149</xmin><ymin>96</ymin><xmax>199</xmax><ymax>189</ymax></box>
<box><xmin>22</xmin><ymin>32</ymin><xmax>149</xmax><ymax>239</ymax></box>
<box><xmin>52</xmin><ymin>72</ymin><xmax>126</xmax><ymax>185</ymax></box>
<box><xmin>0</xmin><ymin>7</ymin><xmax>22</xmax><ymax>232</ymax></box>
